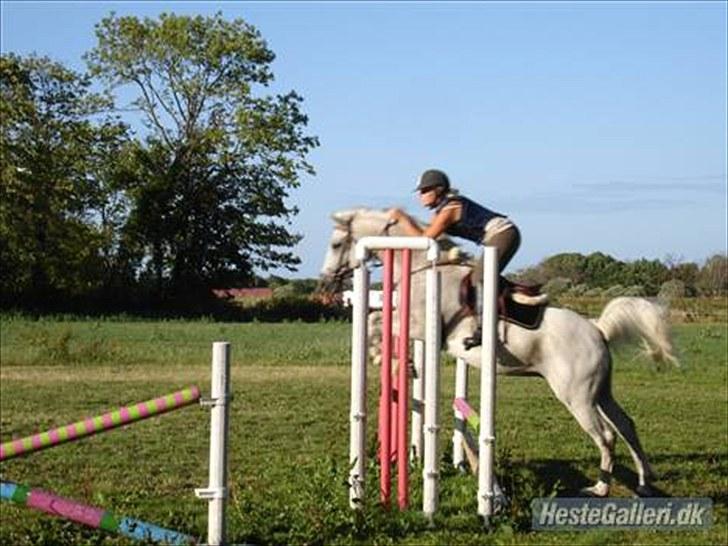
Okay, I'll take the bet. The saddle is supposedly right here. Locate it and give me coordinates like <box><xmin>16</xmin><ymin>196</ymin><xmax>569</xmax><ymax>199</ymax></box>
<box><xmin>498</xmin><ymin>278</ymin><xmax>548</xmax><ymax>330</ymax></box>
<box><xmin>459</xmin><ymin>273</ymin><xmax>548</xmax><ymax>330</ymax></box>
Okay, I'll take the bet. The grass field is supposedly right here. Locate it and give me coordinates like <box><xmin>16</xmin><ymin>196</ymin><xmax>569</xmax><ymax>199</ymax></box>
<box><xmin>0</xmin><ymin>314</ymin><xmax>726</xmax><ymax>545</ymax></box>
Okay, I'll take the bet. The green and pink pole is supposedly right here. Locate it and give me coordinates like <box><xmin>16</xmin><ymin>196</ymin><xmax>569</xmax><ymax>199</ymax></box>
<box><xmin>1</xmin><ymin>480</ymin><xmax>195</xmax><ymax>544</ymax></box>
<box><xmin>453</xmin><ymin>397</ymin><xmax>481</xmax><ymax>432</ymax></box>
<box><xmin>0</xmin><ymin>386</ymin><xmax>201</xmax><ymax>461</ymax></box>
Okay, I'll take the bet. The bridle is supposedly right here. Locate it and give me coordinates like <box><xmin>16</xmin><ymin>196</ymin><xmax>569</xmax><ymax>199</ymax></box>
<box><xmin>328</xmin><ymin>221</ymin><xmax>355</xmax><ymax>289</ymax></box>
<box><xmin>324</xmin><ymin>217</ymin><xmax>399</xmax><ymax>292</ymax></box>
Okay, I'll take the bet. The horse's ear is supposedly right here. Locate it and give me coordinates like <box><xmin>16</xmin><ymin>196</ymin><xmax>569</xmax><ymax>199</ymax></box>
<box><xmin>331</xmin><ymin>209</ymin><xmax>356</xmax><ymax>225</ymax></box>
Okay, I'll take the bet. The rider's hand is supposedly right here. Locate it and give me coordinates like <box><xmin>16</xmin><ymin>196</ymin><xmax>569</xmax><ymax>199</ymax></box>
<box><xmin>388</xmin><ymin>208</ymin><xmax>404</xmax><ymax>221</ymax></box>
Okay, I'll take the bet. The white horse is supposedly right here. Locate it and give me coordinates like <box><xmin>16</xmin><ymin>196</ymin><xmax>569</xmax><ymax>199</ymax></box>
<box><xmin>318</xmin><ymin>207</ymin><xmax>678</xmax><ymax>497</ymax></box>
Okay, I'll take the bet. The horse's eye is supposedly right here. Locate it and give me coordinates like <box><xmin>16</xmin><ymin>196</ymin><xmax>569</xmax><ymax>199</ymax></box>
<box><xmin>332</xmin><ymin>242</ymin><xmax>342</xmax><ymax>249</ymax></box>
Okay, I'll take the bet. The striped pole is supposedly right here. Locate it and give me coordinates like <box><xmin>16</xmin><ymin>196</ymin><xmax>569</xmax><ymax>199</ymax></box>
<box><xmin>0</xmin><ymin>386</ymin><xmax>201</xmax><ymax>461</ymax></box>
<box><xmin>453</xmin><ymin>398</ymin><xmax>480</xmax><ymax>432</ymax></box>
<box><xmin>452</xmin><ymin>358</ymin><xmax>470</xmax><ymax>468</ymax></box>
<box><xmin>1</xmin><ymin>480</ymin><xmax>195</xmax><ymax>544</ymax></box>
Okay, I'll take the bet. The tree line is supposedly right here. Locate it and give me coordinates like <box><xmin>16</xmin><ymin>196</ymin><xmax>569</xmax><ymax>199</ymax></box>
<box><xmin>1</xmin><ymin>12</ymin><xmax>318</xmax><ymax>312</ymax></box>
<box><xmin>512</xmin><ymin>251</ymin><xmax>727</xmax><ymax>298</ymax></box>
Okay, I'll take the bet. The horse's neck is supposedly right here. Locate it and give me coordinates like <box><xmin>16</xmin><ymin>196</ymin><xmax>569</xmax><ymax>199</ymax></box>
<box><xmin>355</xmin><ymin>209</ymin><xmax>463</xmax><ymax>273</ymax></box>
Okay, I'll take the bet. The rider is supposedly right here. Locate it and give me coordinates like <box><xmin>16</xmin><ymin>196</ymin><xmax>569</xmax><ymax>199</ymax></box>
<box><xmin>387</xmin><ymin>168</ymin><xmax>521</xmax><ymax>349</ymax></box>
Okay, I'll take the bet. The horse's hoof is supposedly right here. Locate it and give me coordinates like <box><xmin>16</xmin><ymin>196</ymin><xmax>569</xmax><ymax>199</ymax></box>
<box><xmin>493</xmin><ymin>493</ymin><xmax>510</xmax><ymax>514</ymax></box>
<box><xmin>580</xmin><ymin>483</ymin><xmax>609</xmax><ymax>497</ymax></box>
<box><xmin>635</xmin><ymin>484</ymin><xmax>655</xmax><ymax>497</ymax></box>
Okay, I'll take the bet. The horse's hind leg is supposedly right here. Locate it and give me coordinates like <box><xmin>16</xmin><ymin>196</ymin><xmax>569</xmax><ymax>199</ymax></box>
<box><xmin>568</xmin><ymin>401</ymin><xmax>617</xmax><ymax>497</ymax></box>
<box><xmin>597</xmin><ymin>390</ymin><xmax>655</xmax><ymax>496</ymax></box>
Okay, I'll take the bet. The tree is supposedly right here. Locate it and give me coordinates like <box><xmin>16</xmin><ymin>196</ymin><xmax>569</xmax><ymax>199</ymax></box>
<box><xmin>541</xmin><ymin>252</ymin><xmax>588</xmax><ymax>284</ymax></box>
<box><xmin>697</xmin><ymin>254</ymin><xmax>728</xmax><ymax>296</ymax></box>
<box><xmin>622</xmin><ymin>258</ymin><xmax>669</xmax><ymax>296</ymax></box>
<box><xmin>583</xmin><ymin>252</ymin><xmax>625</xmax><ymax>288</ymax></box>
<box><xmin>663</xmin><ymin>256</ymin><xmax>699</xmax><ymax>296</ymax></box>
<box><xmin>85</xmin><ymin>12</ymin><xmax>318</xmax><ymax>295</ymax></box>
<box><xmin>0</xmin><ymin>54</ymin><xmax>128</xmax><ymax>304</ymax></box>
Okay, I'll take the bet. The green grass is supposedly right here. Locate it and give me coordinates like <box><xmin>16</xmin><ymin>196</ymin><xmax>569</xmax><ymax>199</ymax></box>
<box><xmin>0</xmin><ymin>317</ymin><xmax>725</xmax><ymax>545</ymax></box>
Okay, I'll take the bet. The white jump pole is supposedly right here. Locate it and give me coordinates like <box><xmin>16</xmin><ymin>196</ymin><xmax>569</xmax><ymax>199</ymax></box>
<box><xmin>422</xmin><ymin>265</ymin><xmax>441</xmax><ymax>519</ymax></box>
<box><xmin>195</xmin><ymin>342</ymin><xmax>231</xmax><ymax>546</ymax></box>
<box><xmin>410</xmin><ymin>340</ymin><xmax>425</xmax><ymax>462</ymax></box>
<box><xmin>349</xmin><ymin>264</ymin><xmax>370</xmax><ymax>508</ymax></box>
<box><xmin>478</xmin><ymin>248</ymin><xmax>498</xmax><ymax>522</ymax></box>
<box><xmin>452</xmin><ymin>357</ymin><xmax>469</xmax><ymax>469</ymax></box>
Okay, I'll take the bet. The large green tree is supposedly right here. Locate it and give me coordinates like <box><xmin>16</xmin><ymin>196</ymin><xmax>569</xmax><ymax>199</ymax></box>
<box><xmin>86</xmin><ymin>12</ymin><xmax>318</xmax><ymax>294</ymax></box>
<box><xmin>0</xmin><ymin>54</ymin><xmax>128</xmax><ymax>303</ymax></box>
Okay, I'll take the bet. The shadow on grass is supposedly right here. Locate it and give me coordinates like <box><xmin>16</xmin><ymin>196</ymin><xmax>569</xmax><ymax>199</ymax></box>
<box><xmin>521</xmin><ymin>451</ymin><xmax>724</xmax><ymax>504</ymax></box>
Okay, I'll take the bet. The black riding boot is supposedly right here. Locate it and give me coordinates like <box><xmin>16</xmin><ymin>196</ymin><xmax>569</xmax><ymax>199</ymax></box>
<box><xmin>463</xmin><ymin>326</ymin><xmax>482</xmax><ymax>350</ymax></box>
<box><xmin>463</xmin><ymin>280</ymin><xmax>484</xmax><ymax>350</ymax></box>
<box><xmin>463</xmin><ymin>276</ymin><xmax>509</xmax><ymax>350</ymax></box>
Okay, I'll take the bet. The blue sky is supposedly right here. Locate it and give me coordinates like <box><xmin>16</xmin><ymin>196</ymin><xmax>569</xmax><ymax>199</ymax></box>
<box><xmin>2</xmin><ymin>1</ymin><xmax>726</xmax><ymax>278</ymax></box>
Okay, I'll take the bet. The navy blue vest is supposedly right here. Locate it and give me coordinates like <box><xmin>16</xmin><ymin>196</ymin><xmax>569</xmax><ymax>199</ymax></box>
<box><xmin>436</xmin><ymin>194</ymin><xmax>504</xmax><ymax>243</ymax></box>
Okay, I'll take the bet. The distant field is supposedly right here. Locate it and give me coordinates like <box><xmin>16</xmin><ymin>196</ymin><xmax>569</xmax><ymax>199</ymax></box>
<box><xmin>0</xmin><ymin>315</ymin><xmax>725</xmax><ymax>545</ymax></box>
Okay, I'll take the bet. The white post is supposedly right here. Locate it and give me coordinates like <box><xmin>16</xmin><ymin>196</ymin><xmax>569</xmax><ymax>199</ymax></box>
<box><xmin>194</xmin><ymin>342</ymin><xmax>230</xmax><ymax>546</ymax></box>
<box><xmin>410</xmin><ymin>339</ymin><xmax>425</xmax><ymax>462</ymax></box>
<box><xmin>422</xmin><ymin>267</ymin><xmax>441</xmax><ymax>519</ymax></box>
<box><xmin>452</xmin><ymin>357</ymin><xmax>469</xmax><ymax>469</ymax></box>
<box><xmin>349</xmin><ymin>264</ymin><xmax>369</xmax><ymax>508</ymax></box>
<box><xmin>478</xmin><ymin>248</ymin><xmax>498</xmax><ymax>522</ymax></box>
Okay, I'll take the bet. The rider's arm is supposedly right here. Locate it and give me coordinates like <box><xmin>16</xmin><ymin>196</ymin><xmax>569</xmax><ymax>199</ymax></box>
<box><xmin>389</xmin><ymin>206</ymin><xmax>458</xmax><ymax>238</ymax></box>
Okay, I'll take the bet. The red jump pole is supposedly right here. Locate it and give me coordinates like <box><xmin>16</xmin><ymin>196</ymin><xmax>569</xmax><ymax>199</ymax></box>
<box><xmin>379</xmin><ymin>248</ymin><xmax>394</xmax><ymax>507</ymax></box>
<box><xmin>397</xmin><ymin>248</ymin><xmax>412</xmax><ymax>510</ymax></box>
<box><xmin>391</xmin><ymin>334</ymin><xmax>399</xmax><ymax>465</ymax></box>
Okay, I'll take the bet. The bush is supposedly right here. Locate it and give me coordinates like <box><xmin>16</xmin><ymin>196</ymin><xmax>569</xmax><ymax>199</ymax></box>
<box><xmin>602</xmin><ymin>284</ymin><xmax>626</xmax><ymax>298</ymax></box>
<box><xmin>659</xmin><ymin>279</ymin><xmax>687</xmax><ymax>300</ymax></box>
<box><xmin>623</xmin><ymin>285</ymin><xmax>646</xmax><ymax>297</ymax></box>
<box><xmin>240</xmin><ymin>295</ymin><xmax>349</xmax><ymax>322</ymax></box>
<box><xmin>543</xmin><ymin>277</ymin><xmax>572</xmax><ymax>296</ymax></box>
<box><xmin>567</xmin><ymin>283</ymin><xmax>591</xmax><ymax>297</ymax></box>
<box><xmin>583</xmin><ymin>287</ymin><xmax>604</xmax><ymax>297</ymax></box>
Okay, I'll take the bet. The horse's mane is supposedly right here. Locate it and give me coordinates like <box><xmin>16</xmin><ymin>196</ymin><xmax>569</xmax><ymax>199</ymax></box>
<box><xmin>372</xmin><ymin>208</ymin><xmax>472</xmax><ymax>265</ymax></box>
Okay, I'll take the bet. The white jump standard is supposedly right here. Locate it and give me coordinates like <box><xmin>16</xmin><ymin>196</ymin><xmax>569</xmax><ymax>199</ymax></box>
<box><xmin>348</xmin><ymin>238</ymin><xmax>500</xmax><ymax>522</ymax></box>
<box><xmin>477</xmin><ymin>247</ymin><xmax>498</xmax><ymax>521</ymax></box>
<box><xmin>348</xmin><ymin>236</ymin><xmax>442</xmax><ymax>518</ymax></box>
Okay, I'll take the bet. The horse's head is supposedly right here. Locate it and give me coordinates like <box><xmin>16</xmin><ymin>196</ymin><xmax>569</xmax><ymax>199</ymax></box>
<box><xmin>317</xmin><ymin>208</ymin><xmax>393</xmax><ymax>294</ymax></box>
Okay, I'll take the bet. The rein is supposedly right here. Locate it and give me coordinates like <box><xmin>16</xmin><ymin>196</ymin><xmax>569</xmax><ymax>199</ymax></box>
<box><xmin>408</xmin><ymin>258</ymin><xmax>471</xmax><ymax>277</ymax></box>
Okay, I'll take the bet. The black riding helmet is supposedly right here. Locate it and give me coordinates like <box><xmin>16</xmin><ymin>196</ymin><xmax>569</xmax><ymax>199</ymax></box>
<box><xmin>415</xmin><ymin>169</ymin><xmax>450</xmax><ymax>193</ymax></box>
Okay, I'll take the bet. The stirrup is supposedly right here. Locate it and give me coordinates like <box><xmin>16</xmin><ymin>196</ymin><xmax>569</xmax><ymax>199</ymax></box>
<box><xmin>463</xmin><ymin>327</ymin><xmax>482</xmax><ymax>350</ymax></box>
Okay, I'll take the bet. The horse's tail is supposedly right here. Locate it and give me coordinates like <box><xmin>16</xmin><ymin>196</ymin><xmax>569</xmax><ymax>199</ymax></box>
<box><xmin>592</xmin><ymin>297</ymin><xmax>679</xmax><ymax>366</ymax></box>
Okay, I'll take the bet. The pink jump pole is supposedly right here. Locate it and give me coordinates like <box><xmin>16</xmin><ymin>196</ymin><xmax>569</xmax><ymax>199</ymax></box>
<box><xmin>0</xmin><ymin>386</ymin><xmax>201</xmax><ymax>461</ymax></box>
<box><xmin>390</xmin><ymin>335</ymin><xmax>398</xmax><ymax>466</ymax></box>
<box><xmin>379</xmin><ymin>248</ymin><xmax>394</xmax><ymax>507</ymax></box>
<box><xmin>397</xmin><ymin>248</ymin><xmax>412</xmax><ymax>510</ymax></box>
